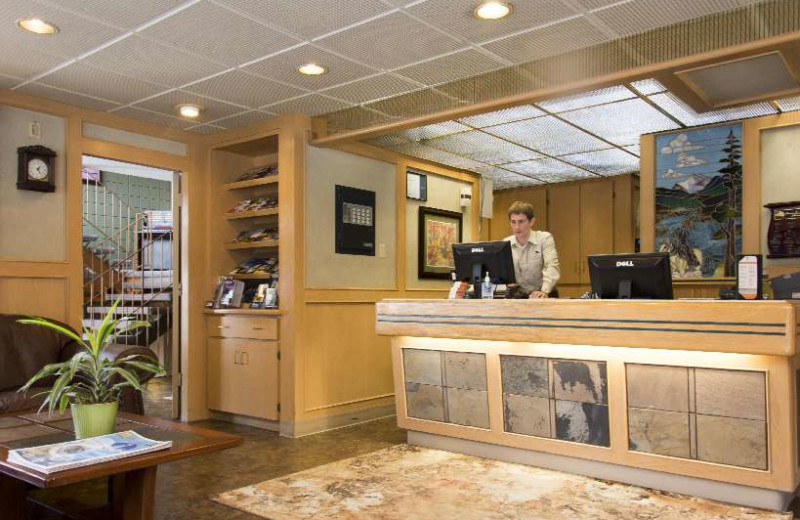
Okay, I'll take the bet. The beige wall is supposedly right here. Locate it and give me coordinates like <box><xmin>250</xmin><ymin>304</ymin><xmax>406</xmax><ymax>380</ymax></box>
<box><xmin>305</xmin><ymin>145</ymin><xmax>397</xmax><ymax>289</ymax></box>
<box><xmin>0</xmin><ymin>106</ymin><xmax>67</xmax><ymax>262</ymax></box>
<box><xmin>760</xmin><ymin>124</ymin><xmax>800</xmax><ymax>272</ymax></box>
<box><xmin>406</xmin><ymin>173</ymin><xmax>473</xmax><ymax>290</ymax></box>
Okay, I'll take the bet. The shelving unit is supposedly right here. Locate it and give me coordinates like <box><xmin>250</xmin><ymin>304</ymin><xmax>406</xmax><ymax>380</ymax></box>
<box><xmin>224</xmin><ymin>208</ymin><xmax>279</xmax><ymax>220</ymax></box>
<box><xmin>225</xmin><ymin>240</ymin><xmax>278</xmax><ymax>250</ymax></box>
<box><xmin>223</xmin><ymin>176</ymin><xmax>279</xmax><ymax>190</ymax></box>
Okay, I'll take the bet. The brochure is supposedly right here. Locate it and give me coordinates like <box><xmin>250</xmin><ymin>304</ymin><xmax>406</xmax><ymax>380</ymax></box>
<box><xmin>7</xmin><ymin>431</ymin><xmax>171</xmax><ymax>474</ymax></box>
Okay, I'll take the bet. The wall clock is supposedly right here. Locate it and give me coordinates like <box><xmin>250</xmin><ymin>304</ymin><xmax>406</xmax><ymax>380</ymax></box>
<box><xmin>17</xmin><ymin>145</ymin><xmax>56</xmax><ymax>192</ymax></box>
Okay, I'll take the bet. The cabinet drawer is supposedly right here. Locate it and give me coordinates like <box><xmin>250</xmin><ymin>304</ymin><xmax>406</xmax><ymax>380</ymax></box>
<box><xmin>207</xmin><ymin>338</ymin><xmax>279</xmax><ymax>420</ymax></box>
<box><xmin>207</xmin><ymin>316</ymin><xmax>278</xmax><ymax>340</ymax></box>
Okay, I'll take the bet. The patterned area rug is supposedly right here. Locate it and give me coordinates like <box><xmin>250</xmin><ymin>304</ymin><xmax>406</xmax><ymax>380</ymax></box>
<box><xmin>215</xmin><ymin>445</ymin><xmax>790</xmax><ymax>520</ymax></box>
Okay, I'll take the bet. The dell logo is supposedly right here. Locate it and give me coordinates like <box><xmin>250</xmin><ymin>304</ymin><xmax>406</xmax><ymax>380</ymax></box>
<box><xmin>471</xmin><ymin>247</ymin><xmax>484</xmax><ymax>253</ymax></box>
<box><xmin>616</xmin><ymin>261</ymin><xmax>635</xmax><ymax>267</ymax></box>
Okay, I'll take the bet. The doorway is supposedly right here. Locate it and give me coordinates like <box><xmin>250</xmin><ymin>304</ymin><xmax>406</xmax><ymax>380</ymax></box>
<box><xmin>81</xmin><ymin>156</ymin><xmax>180</xmax><ymax>420</ymax></box>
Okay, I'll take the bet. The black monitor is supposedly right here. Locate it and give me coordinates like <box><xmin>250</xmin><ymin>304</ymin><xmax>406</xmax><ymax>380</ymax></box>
<box><xmin>453</xmin><ymin>241</ymin><xmax>516</xmax><ymax>298</ymax></box>
<box><xmin>588</xmin><ymin>252</ymin><xmax>673</xmax><ymax>299</ymax></box>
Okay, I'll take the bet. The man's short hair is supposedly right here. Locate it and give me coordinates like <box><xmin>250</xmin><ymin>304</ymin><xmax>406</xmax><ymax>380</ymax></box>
<box><xmin>508</xmin><ymin>201</ymin><xmax>535</xmax><ymax>220</ymax></box>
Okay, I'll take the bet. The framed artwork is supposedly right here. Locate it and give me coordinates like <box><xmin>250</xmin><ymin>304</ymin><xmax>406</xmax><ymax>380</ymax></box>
<box><xmin>418</xmin><ymin>206</ymin><xmax>462</xmax><ymax>279</ymax></box>
<box><xmin>655</xmin><ymin>122</ymin><xmax>742</xmax><ymax>279</ymax></box>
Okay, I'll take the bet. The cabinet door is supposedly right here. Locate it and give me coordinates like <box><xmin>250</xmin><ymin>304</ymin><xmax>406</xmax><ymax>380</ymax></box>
<box><xmin>547</xmin><ymin>183</ymin><xmax>581</xmax><ymax>284</ymax></box>
<box><xmin>207</xmin><ymin>338</ymin><xmax>279</xmax><ymax>420</ymax></box>
<box><xmin>491</xmin><ymin>187</ymin><xmax>547</xmax><ymax>240</ymax></box>
<box><xmin>580</xmin><ymin>180</ymin><xmax>615</xmax><ymax>283</ymax></box>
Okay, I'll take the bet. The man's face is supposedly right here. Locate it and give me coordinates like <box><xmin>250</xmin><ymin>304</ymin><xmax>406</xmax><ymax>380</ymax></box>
<box><xmin>509</xmin><ymin>213</ymin><xmax>534</xmax><ymax>238</ymax></box>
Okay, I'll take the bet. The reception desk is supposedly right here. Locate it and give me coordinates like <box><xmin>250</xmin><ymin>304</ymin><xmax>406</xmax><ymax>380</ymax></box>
<box><xmin>376</xmin><ymin>299</ymin><xmax>800</xmax><ymax>510</ymax></box>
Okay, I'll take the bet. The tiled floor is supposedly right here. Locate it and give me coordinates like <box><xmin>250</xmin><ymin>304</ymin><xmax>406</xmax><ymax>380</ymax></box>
<box><xmin>142</xmin><ymin>376</ymin><xmax>174</xmax><ymax>420</ymax></box>
<box><xmin>31</xmin><ymin>417</ymin><xmax>407</xmax><ymax>519</ymax></box>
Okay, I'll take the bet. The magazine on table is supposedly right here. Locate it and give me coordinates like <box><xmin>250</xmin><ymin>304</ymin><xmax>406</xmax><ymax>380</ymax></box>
<box><xmin>7</xmin><ymin>431</ymin><xmax>171</xmax><ymax>474</ymax></box>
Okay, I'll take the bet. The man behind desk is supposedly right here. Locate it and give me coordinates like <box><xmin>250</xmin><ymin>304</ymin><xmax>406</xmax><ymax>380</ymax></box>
<box><xmin>504</xmin><ymin>201</ymin><xmax>560</xmax><ymax>298</ymax></box>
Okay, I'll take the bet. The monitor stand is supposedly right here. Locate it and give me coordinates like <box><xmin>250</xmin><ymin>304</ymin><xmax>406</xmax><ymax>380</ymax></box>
<box><xmin>618</xmin><ymin>279</ymin><xmax>632</xmax><ymax>299</ymax></box>
<box><xmin>472</xmin><ymin>263</ymin><xmax>483</xmax><ymax>299</ymax></box>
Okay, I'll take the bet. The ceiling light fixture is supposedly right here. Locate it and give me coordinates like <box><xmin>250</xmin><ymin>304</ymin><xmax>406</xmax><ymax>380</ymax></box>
<box><xmin>17</xmin><ymin>18</ymin><xmax>58</xmax><ymax>35</ymax></box>
<box><xmin>474</xmin><ymin>1</ymin><xmax>512</xmax><ymax>20</ymax></box>
<box><xmin>298</xmin><ymin>63</ymin><xmax>328</xmax><ymax>76</ymax></box>
<box><xmin>177</xmin><ymin>104</ymin><xmax>202</xmax><ymax>118</ymax></box>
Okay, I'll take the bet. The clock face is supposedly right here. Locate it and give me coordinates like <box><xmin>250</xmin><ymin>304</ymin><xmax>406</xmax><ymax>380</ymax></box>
<box><xmin>28</xmin><ymin>158</ymin><xmax>49</xmax><ymax>181</ymax></box>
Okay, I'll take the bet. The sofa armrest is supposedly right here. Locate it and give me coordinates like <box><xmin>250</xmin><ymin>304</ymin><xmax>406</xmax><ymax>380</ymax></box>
<box><xmin>100</xmin><ymin>344</ymin><xmax>160</xmax><ymax>386</ymax></box>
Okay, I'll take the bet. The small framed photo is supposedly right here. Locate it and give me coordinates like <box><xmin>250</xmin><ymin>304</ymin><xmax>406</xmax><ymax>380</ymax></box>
<box><xmin>418</xmin><ymin>206</ymin><xmax>462</xmax><ymax>279</ymax></box>
<box><xmin>406</xmin><ymin>169</ymin><xmax>427</xmax><ymax>201</ymax></box>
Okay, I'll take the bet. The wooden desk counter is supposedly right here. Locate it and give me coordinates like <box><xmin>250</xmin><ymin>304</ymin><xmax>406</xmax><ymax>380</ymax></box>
<box><xmin>376</xmin><ymin>299</ymin><xmax>800</xmax><ymax>511</ymax></box>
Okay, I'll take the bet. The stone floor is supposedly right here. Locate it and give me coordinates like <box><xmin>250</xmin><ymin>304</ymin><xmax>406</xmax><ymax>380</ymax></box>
<box><xmin>142</xmin><ymin>376</ymin><xmax>174</xmax><ymax>420</ymax></box>
<box><xmin>31</xmin><ymin>417</ymin><xmax>407</xmax><ymax>519</ymax></box>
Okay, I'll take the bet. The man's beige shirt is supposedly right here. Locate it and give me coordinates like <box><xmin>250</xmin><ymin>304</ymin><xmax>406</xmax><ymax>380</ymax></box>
<box><xmin>504</xmin><ymin>231</ymin><xmax>561</xmax><ymax>294</ymax></box>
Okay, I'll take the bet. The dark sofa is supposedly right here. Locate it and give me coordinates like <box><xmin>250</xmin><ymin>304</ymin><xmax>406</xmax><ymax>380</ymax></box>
<box><xmin>0</xmin><ymin>314</ymin><xmax>158</xmax><ymax>415</ymax></box>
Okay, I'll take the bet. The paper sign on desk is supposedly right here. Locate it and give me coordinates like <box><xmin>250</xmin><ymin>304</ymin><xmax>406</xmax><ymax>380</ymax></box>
<box><xmin>737</xmin><ymin>255</ymin><xmax>761</xmax><ymax>300</ymax></box>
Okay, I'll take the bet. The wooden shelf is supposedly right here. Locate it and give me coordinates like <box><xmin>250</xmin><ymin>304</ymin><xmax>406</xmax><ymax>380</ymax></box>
<box><xmin>223</xmin><ymin>176</ymin><xmax>278</xmax><ymax>190</ymax></box>
<box><xmin>228</xmin><ymin>273</ymin><xmax>275</xmax><ymax>280</ymax></box>
<box><xmin>204</xmin><ymin>308</ymin><xmax>281</xmax><ymax>316</ymax></box>
<box><xmin>224</xmin><ymin>208</ymin><xmax>278</xmax><ymax>220</ymax></box>
<box><xmin>225</xmin><ymin>240</ymin><xmax>278</xmax><ymax>250</ymax></box>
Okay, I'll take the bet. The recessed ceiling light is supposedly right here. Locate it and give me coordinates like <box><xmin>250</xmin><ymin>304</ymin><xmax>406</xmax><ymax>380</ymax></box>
<box><xmin>298</xmin><ymin>63</ymin><xmax>328</xmax><ymax>76</ymax></box>
<box><xmin>176</xmin><ymin>104</ymin><xmax>202</xmax><ymax>118</ymax></box>
<box><xmin>474</xmin><ymin>1</ymin><xmax>512</xmax><ymax>20</ymax></box>
<box><xmin>17</xmin><ymin>18</ymin><xmax>58</xmax><ymax>35</ymax></box>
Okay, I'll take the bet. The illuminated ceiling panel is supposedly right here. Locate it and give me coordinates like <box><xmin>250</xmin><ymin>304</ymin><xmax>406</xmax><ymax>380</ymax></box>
<box><xmin>390</xmin><ymin>142</ymin><xmax>487</xmax><ymax>170</ymax></box>
<box><xmin>775</xmin><ymin>95</ymin><xmax>800</xmax><ymax>112</ymax></box>
<box><xmin>560</xmin><ymin>148</ymin><xmax>640</xmax><ymax>176</ymax></box>
<box><xmin>537</xmin><ymin>85</ymin><xmax>636</xmax><ymax>113</ymax></box>
<box><xmin>474</xmin><ymin>165</ymin><xmax>544</xmax><ymax>189</ymax></box>
<box><xmin>484</xmin><ymin>116</ymin><xmax>610</xmax><ymax>156</ymax></box>
<box><xmin>629</xmin><ymin>79</ymin><xmax>668</xmax><ymax>95</ymax></box>
<box><xmin>559</xmin><ymin>98</ymin><xmax>681</xmax><ymax>146</ymax></box>
<box><xmin>647</xmin><ymin>92</ymin><xmax>777</xmax><ymax>126</ymax></box>
<box><xmin>398</xmin><ymin>121</ymin><xmax>471</xmax><ymax>141</ymax></box>
<box><xmin>424</xmin><ymin>130</ymin><xmax>542</xmax><ymax>165</ymax></box>
<box><xmin>500</xmin><ymin>158</ymin><xmax>596</xmax><ymax>181</ymax></box>
<box><xmin>458</xmin><ymin>105</ymin><xmax>544</xmax><ymax>128</ymax></box>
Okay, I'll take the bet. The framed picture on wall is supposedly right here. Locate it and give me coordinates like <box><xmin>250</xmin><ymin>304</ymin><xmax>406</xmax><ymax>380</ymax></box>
<box><xmin>654</xmin><ymin>122</ymin><xmax>742</xmax><ymax>279</ymax></box>
<box><xmin>418</xmin><ymin>206</ymin><xmax>463</xmax><ymax>279</ymax></box>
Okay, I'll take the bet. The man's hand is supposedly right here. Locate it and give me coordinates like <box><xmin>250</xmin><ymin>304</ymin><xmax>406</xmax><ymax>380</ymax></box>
<box><xmin>529</xmin><ymin>291</ymin><xmax>549</xmax><ymax>299</ymax></box>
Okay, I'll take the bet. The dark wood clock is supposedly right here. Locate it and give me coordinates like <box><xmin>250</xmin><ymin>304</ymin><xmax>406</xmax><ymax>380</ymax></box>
<box><xmin>17</xmin><ymin>145</ymin><xmax>56</xmax><ymax>192</ymax></box>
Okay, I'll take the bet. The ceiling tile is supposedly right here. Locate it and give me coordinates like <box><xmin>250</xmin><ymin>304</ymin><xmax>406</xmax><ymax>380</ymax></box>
<box><xmin>184</xmin><ymin>70</ymin><xmax>305</xmax><ymax>108</ymax></box>
<box><xmin>210</xmin><ymin>110</ymin><xmax>276</xmax><ymax>129</ymax></box>
<box><xmin>458</xmin><ymin>105</ymin><xmax>544</xmax><ymax>128</ymax></box>
<box><xmin>484</xmin><ymin>116</ymin><xmax>610</xmax><ymax>155</ymax></box>
<box><xmin>320</xmin><ymin>74</ymin><xmax>420</xmax><ymax>104</ymax></box>
<box><xmin>315</xmin><ymin>12</ymin><xmax>464</xmax><ymax>69</ymax></box>
<box><xmin>83</xmin><ymin>35</ymin><xmax>228</xmax><ymax>87</ymax></box>
<box><xmin>366</xmin><ymin>89</ymin><xmax>463</xmax><ymax>119</ymax></box>
<box><xmin>323</xmin><ymin>106</ymin><xmax>401</xmax><ymax>134</ymax></box>
<box><xmin>629</xmin><ymin>78</ymin><xmax>667</xmax><ymax>95</ymax></box>
<box><xmin>592</xmin><ymin>0</ymin><xmax>743</xmax><ymax>37</ymax></box>
<box><xmin>537</xmin><ymin>85</ymin><xmax>636</xmax><ymax>113</ymax></box>
<box><xmin>139</xmin><ymin>1</ymin><xmax>301</xmax><ymax>66</ymax></box>
<box><xmin>501</xmin><ymin>158</ymin><xmax>596</xmax><ymax>181</ymax></box>
<box><xmin>482</xmin><ymin>17</ymin><xmax>611</xmax><ymax>64</ymax></box>
<box><xmin>390</xmin><ymin>142</ymin><xmax>488</xmax><ymax>170</ymax></box>
<box><xmin>572</xmin><ymin>0</ymin><xmax>626</xmax><ymax>10</ymax></box>
<box><xmin>479</xmin><ymin>167</ymin><xmax>543</xmax><ymax>189</ymax></box>
<box><xmin>133</xmin><ymin>89</ymin><xmax>245</xmax><ymax>123</ymax></box>
<box><xmin>16</xmin><ymin>83</ymin><xmax>120</xmax><ymax>111</ymax></box>
<box><xmin>38</xmin><ymin>62</ymin><xmax>165</xmax><ymax>104</ymax></box>
<box><xmin>215</xmin><ymin>0</ymin><xmax>392</xmax><ymax>39</ymax></box>
<box><xmin>560</xmin><ymin>148</ymin><xmax>640</xmax><ymax>175</ymax></box>
<box><xmin>559</xmin><ymin>98</ymin><xmax>680</xmax><ymax>146</ymax></box>
<box><xmin>0</xmin><ymin>74</ymin><xmax>21</xmax><ymax>89</ymax></box>
<box><xmin>264</xmin><ymin>94</ymin><xmax>352</xmax><ymax>116</ymax></box>
<box><xmin>243</xmin><ymin>45</ymin><xmax>376</xmax><ymax>90</ymax></box>
<box><xmin>776</xmin><ymin>96</ymin><xmax>800</xmax><ymax>112</ymax></box>
<box><xmin>184</xmin><ymin>124</ymin><xmax>226</xmax><ymax>134</ymax></box>
<box><xmin>648</xmin><ymin>92</ymin><xmax>777</xmax><ymax>126</ymax></box>
<box><xmin>394</xmin><ymin>49</ymin><xmax>504</xmax><ymax>87</ymax></box>
<box><xmin>364</xmin><ymin>133</ymin><xmax>412</xmax><ymax>148</ymax></box>
<box><xmin>424</xmin><ymin>130</ymin><xmax>541</xmax><ymax>164</ymax></box>
<box><xmin>405</xmin><ymin>0</ymin><xmax>576</xmax><ymax>44</ymax></box>
<box><xmin>112</xmin><ymin>106</ymin><xmax>195</xmax><ymax>129</ymax></box>
<box><xmin>0</xmin><ymin>0</ymin><xmax>124</xmax><ymax>58</ymax></box>
<box><xmin>42</xmin><ymin>0</ymin><xmax>189</xmax><ymax>28</ymax></box>
<box><xmin>398</xmin><ymin>121</ymin><xmax>471</xmax><ymax>141</ymax></box>
<box><xmin>0</xmin><ymin>44</ymin><xmax>64</xmax><ymax>79</ymax></box>
<box><xmin>624</xmin><ymin>144</ymin><xmax>641</xmax><ymax>156</ymax></box>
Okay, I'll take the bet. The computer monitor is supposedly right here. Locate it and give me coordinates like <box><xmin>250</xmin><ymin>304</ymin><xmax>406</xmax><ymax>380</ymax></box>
<box><xmin>453</xmin><ymin>241</ymin><xmax>516</xmax><ymax>298</ymax></box>
<box><xmin>588</xmin><ymin>252</ymin><xmax>673</xmax><ymax>299</ymax></box>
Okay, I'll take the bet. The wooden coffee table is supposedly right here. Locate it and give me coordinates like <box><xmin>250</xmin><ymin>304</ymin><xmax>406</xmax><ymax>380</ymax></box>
<box><xmin>0</xmin><ymin>411</ymin><xmax>241</xmax><ymax>519</ymax></box>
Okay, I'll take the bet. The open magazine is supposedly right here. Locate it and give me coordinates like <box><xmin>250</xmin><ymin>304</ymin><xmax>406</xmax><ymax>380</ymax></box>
<box><xmin>7</xmin><ymin>431</ymin><xmax>171</xmax><ymax>474</ymax></box>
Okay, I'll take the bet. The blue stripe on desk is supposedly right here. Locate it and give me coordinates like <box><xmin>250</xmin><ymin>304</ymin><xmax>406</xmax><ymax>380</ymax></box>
<box><xmin>377</xmin><ymin>318</ymin><xmax>786</xmax><ymax>337</ymax></box>
<box><xmin>379</xmin><ymin>313</ymin><xmax>785</xmax><ymax>328</ymax></box>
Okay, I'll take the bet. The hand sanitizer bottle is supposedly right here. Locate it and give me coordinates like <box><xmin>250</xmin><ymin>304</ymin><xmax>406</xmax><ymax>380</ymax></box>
<box><xmin>481</xmin><ymin>272</ymin><xmax>495</xmax><ymax>299</ymax></box>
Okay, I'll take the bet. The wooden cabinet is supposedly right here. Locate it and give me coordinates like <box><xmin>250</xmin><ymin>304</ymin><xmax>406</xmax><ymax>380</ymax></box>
<box><xmin>547</xmin><ymin>183</ymin><xmax>582</xmax><ymax>284</ymax></box>
<box><xmin>207</xmin><ymin>315</ymin><xmax>280</xmax><ymax>421</ymax></box>
<box><xmin>579</xmin><ymin>181</ymin><xmax>614</xmax><ymax>283</ymax></box>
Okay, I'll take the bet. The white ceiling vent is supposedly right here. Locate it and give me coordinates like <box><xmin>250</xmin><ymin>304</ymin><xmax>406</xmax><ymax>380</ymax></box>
<box><xmin>677</xmin><ymin>52</ymin><xmax>800</xmax><ymax>108</ymax></box>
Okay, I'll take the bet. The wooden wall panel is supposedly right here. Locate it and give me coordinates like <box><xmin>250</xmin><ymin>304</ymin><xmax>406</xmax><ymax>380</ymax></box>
<box><xmin>0</xmin><ymin>277</ymin><xmax>68</xmax><ymax>322</ymax></box>
<box><xmin>547</xmin><ymin>183</ymin><xmax>581</xmax><ymax>284</ymax></box>
<box><xmin>579</xmin><ymin>180</ymin><xmax>615</xmax><ymax>283</ymax></box>
<box><xmin>490</xmin><ymin>186</ymin><xmax>547</xmax><ymax>240</ymax></box>
<box><xmin>613</xmin><ymin>175</ymin><xmax>636</xmax><ymax>253</ymax></box>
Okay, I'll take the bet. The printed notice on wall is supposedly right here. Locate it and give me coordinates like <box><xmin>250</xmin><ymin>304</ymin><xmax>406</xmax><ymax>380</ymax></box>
<box><xmin>737</xmin><ymin>255</ymin><xmax>759</xmax><ymax>300</ymax></box>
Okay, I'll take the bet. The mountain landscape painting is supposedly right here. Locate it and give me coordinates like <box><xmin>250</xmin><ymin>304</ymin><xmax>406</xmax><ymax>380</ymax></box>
<box><xmin>655</xmin><ymin>123</ymin><xmax>742</xmax><ymax>278</ymax></box>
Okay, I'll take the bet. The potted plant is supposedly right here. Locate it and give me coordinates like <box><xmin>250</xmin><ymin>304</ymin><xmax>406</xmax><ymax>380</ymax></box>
<box><xmin>18</xmin><ymin>300</ymin><xmax>165</xmax><ymax>439</ymax></box>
